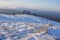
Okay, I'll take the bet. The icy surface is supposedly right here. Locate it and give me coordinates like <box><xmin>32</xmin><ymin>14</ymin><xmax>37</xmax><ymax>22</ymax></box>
<box><xmin>0</xmin><ymin>14</ymin><xmax>60</xmax><ymax>40</ymax></box>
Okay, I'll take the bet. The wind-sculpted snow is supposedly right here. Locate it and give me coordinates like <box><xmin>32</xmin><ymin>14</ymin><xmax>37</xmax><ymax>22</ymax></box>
<box><xmin>0</xmin><ymin>14</ymin><xmax>60</xmax><ymax>25</ymax></box>
<box><xmin>0</xmin><ymin>21</ymin><xmax>60</xmax><ymax>40</ymax></box>
<box><xmin>0</xmin><ymin>14</ymin><xmax>43</xmax><ymax>23</ymax></box>
<box><xmin>0</xmin><ymin>14</ymin><xmax>60</xmax><ymax>40</ymax></box>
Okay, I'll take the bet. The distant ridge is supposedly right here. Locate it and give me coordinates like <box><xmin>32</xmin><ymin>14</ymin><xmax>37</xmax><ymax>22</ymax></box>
<box><xmin>0</xmin><ymin>8</ymin><xmax>60</xmax><ymax>22</ymax></box>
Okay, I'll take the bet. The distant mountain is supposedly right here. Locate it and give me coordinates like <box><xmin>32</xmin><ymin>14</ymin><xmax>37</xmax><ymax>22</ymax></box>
<box><xmin>0</xmin><ymin>8</ymin><xmax>60</xmax><ymax>22</ymax></box>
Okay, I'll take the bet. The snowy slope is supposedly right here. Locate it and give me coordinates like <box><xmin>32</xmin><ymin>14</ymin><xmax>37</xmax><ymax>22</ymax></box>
<box><xmin>0</xmin><ymin>14</ymin><xmax>60</xmax><ymax>40</ymax></box>
<box><xmin>0</xmin><ymin>14</ymin><xmax>43</xmax><ymax>23</ymax></box>
<box><xmin>0</xmin><ymin>14</ymin><xmax>60</xmax><ymax>25</ymax></box>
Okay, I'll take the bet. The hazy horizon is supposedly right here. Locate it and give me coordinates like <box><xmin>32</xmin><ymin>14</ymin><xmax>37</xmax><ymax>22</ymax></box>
<box><xmin>0</xmin><ymin>0</ymin><xmax>60</xmax><ymax>11</ymax></box>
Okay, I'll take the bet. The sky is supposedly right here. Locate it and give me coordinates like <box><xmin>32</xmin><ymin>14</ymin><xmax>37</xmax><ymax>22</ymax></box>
<box><xmin>0</xmin><ymin>0</ymin><xmax>60</xmax><ymax>11</ymax></box>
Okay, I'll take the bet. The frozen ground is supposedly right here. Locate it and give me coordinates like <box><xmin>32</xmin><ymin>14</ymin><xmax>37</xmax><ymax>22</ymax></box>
<box><xmin>0</xmin><ymin>14</ymin><xmax>60</xmax><ymax>40</ymax></box>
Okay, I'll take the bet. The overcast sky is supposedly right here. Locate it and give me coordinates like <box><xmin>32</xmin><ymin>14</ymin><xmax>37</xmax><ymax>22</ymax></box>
<box><xmin>0</xmin><ymin>0</ymin><xmax>60</xmax><ymax>11</ymax></box>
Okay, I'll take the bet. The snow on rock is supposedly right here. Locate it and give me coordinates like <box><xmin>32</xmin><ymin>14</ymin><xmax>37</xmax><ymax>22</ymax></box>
<box><xmin>0</xmin><ymin>20</ymin><xmax>57</xmax><ymax>40</ymax></box>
